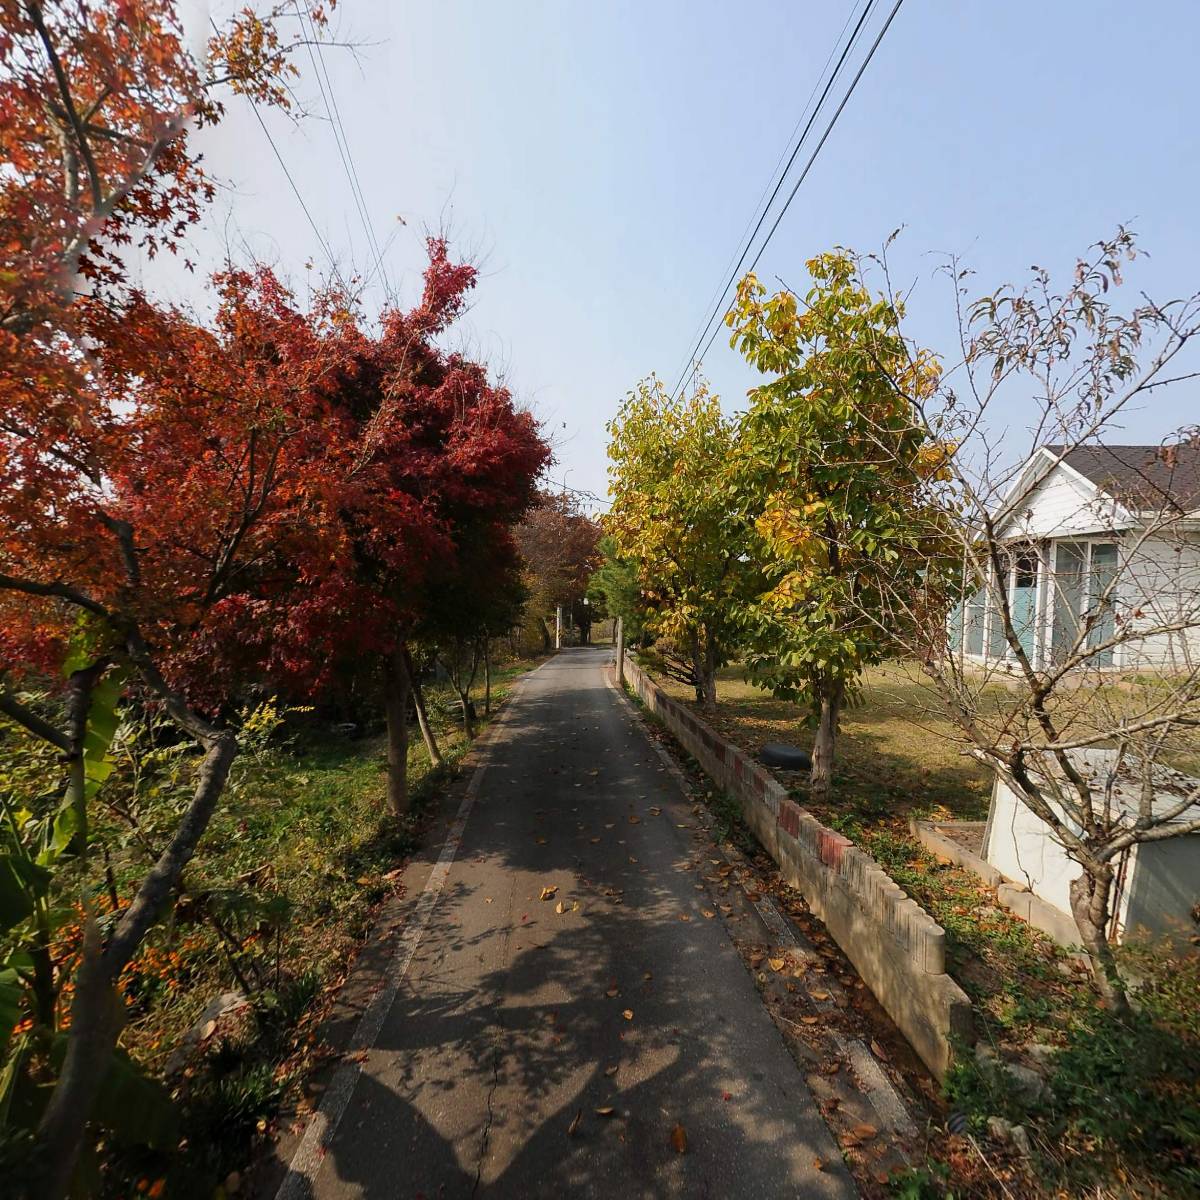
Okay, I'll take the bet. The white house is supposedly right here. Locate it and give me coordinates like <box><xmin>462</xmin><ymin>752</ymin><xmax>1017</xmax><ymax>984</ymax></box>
<box><xmin>952</xmin><ymin>443</ymin><xmax>1200</xmax><ymax>672</ymax></box>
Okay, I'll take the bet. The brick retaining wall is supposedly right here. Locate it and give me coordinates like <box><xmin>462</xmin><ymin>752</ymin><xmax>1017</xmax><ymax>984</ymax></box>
<box><xmin>620</xmin><ymin>656</ymin><xmax>972</xmax><ymax>1079</ymax></box>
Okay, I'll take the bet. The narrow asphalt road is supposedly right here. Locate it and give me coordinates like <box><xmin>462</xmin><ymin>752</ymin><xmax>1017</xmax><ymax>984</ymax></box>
<box><xmin>279</xmin><ymin>647</ymin><xmax>854</xmax><ymax>1199</ymax></box>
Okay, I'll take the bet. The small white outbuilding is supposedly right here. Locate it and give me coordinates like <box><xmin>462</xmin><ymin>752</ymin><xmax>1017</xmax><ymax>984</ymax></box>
<box><xmin>983</xmin><ymin>749</ymin><xmax>1200</xmax><ymax>946</ymax></box>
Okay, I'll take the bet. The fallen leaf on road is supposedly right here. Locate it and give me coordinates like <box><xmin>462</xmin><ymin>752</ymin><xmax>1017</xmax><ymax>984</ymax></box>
<box><xmin>702</xmin><ymin>910</ymin><xmax>715</xmax><ymax>919</ymax></box>
<box><xmin>813</xmin><ymin>1156</ymin><xmax>826</xmax><ymax>1172</ymax></box>
<box><xmin>590</xmin><ymin>837</ymin><xmax>601</xmax><ymax>844</ymax></box>
<box><xmin>622</xmin><ymin>1009</ymin><xmax>633</xmax><ymax>1020</ymax></box>
<box><xmin>485</xmin><ymin>897</ymin><xmax>493</xmax><ymax>904</ymax></box>
<box><xmin>540</xmin><ymin>886</ymin><xmax>558</xmax><ymax>901</ymax></box>
<box><xmin>800</xmin><ymin>1015</ymin><xmax>820</xmax><ymax>1025</ymax></box>
<box><xmin>853</xmin><ymin>1123</ymin><xmax>878</xmax><ymax>1140</ymax></box>
<box><xmin>605</xmin><ymin>1064</ymin><xmax>619</xmax><ymax>1076</ymax></box>
<box><xmin>811</xmin><ymin>990</ymin><xmax>831</xmax><ymax>1002</ymax></box>
<box><xmin>768</xmin><ymin>957</ymin><xmax>786</xmax><ymax>972</ymax></box>
<box><xmin>678</xmin><ymin>914</ymin><xmax>691</xmax><ymax>922</ymax></box>
<box><xmin>535</xmin><ymin>837</ymin><xmax>547</xmax><ymax>845</ymax></box>
<box><xmin>567</xmin><ymin>1110</ymin><xmax>582</xmax><ymax>1136</ymax></box>
<box><xmin>606</xmin><ymin>986</ymin><xmax>619</xmax><ymax>998</ymax></box>
<box><xmin>670</xmin><ymin>1123</ymin><xmax>688</xmax><ymax>1154</ymax></box>
<box><xmin>555</xmin><ymin>901</ymin><xmax>566</xmax><ymax>914</ymax></box>
<box><xmin>628</xmin><ymin>815</ymin><xmax>640</xmax><ymax>824</ymax></box>
<box><xmin>595</xmin><ymin>1106</ymin><xmax>615</xmax><ymax>1117</ymax></box>
<box><xmin>650</xmin><ymin>807</ymin><xmax>662</xmax><ymax>816</ymax></box>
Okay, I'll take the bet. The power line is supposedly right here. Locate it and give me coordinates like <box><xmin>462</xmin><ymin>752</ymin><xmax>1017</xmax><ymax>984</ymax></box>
<box><xmin>672</xmin><ymin>0</ymin><xmax>906</xmax><ymax>399</ymax></box>
<box><xmin>210</xmin><ymin>14</ymin><xmax>349</xmax><ymax>291</ymax></box>
<box><xmin>291</xmin><ymin>1</ymin><xmax>390</xmax><ymax>298</ymax></box>
<box><xmin>669</xmin><ymin>0</ymin><xmax>872</xmax><ymax>394</ymax></box>
<box><xmin>668</xmin><ymin>0</ymin><xmax>879</xmax><ymax>401</ymax></box>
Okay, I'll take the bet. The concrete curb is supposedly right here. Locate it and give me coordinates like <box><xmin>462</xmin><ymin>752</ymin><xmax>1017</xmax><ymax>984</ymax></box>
<box><xmin>911</xmin><ymin>818</ymin><xmax>1084</xmax><ymax>951</ymax></box>
<box><xmin>605</xmin><ymin>663</ymin><xmax>919</xmax><ymax>1143</ymax></box>
<box><xmin>618</xmin><ymin>656</ymin><xmax>972</xmax><ymax>1080</ymax></box>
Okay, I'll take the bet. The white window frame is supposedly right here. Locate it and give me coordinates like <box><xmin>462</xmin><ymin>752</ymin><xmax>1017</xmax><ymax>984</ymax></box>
<box><xmin>1044</xmin><ymin>536</ymin><xmax>1123</xmax><ymax>671</ymax></box>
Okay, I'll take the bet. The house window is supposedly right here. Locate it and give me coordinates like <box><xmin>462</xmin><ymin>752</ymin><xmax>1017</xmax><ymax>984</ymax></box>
<box><xmin>1011</xmin><ymin>547</ymin><xmax>1040</xmax><ymax>661</ymax></box>
<box><xmin>964</xmin><ymin>584</ymin><xmax>986</xmax><ymax>656</ymax></box>
<box><xmin>1050</xmin><ymin>541</ymin><xmax>1118</xmax><ymax>667</ymax></box>
<box><xmin>957</xmin><ymin>549</ymin><xmax>1042</xmax><ymax>663</ymax></box>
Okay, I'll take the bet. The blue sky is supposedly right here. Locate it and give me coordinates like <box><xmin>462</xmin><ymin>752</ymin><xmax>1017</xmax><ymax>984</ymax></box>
<box><xmin>160</xmin><ymin>1</ymin><xmax>1200</xmax><ymax>502</ymax></box>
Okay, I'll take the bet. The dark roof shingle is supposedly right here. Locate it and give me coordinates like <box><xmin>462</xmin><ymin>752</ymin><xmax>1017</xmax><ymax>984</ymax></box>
<box><xmin>1045</xmin><ymin>442</ymin><xmax>1200</xmax><ymax>513</ymax></box>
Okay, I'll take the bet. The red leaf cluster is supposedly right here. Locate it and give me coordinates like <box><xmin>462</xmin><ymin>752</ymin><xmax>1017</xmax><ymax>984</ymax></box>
<box><xmin>1</xmin><ymin>237</ymin><xmax>549</xmax><ymax>712</ymax></box>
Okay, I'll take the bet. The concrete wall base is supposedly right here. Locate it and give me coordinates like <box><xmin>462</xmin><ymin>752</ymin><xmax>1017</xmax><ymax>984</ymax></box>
<box><xmin>621</xmin><ymin>657</ymin><xmax>973</xmax><ymax>1080</ymax></box>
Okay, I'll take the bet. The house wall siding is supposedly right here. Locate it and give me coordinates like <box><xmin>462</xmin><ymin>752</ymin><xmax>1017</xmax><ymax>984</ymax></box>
<box><xmin>1119</xmin><ymin>533</ymin><xmax>1200</xmax><ymax>670</ymax></box>
<box><xmin>998</xmin><ymin>462</ymin><xmax>1117</xmax><ymax>539</ymax></box>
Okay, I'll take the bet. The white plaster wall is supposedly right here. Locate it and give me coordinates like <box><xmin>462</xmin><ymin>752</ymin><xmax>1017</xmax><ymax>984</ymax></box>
<box><xmin>984</xmin><ymin>779</ymin><xmax>1084</xmax><ymax>915</ymax></box>
<box><xmin>985</xmin><ymin>778</ymin><xmax>1200</xmax><ymax>943</ymax></box>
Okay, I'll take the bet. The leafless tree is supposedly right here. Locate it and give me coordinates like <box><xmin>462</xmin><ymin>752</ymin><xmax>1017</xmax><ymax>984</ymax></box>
<box><xmin>836</xmin><ymin>230</ymin><xmax>1200</xmax><ymax>1011</ymax></box>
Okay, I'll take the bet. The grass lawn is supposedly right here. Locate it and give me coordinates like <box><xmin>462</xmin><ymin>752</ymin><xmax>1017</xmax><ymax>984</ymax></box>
<box><xmin>0</xmin><ymin>656</ymin><xmax>543</xmax><ymax>1198</ymax></box>
<box><xmin>655</xmin><ymin>659</ymin><xmax>993</xmax><ymax>827</ymax></box>
<box><xmin>647</xmin><ymin>656</ymin><xmax>1200</xmax><ymax>1198</ymax></box>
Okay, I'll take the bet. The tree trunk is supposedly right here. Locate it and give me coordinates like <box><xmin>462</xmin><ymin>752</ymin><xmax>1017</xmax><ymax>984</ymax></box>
<box><xmin>32</xmin><ymin>731</ymin><xmax>237</xmax><ymax>1200</ymax></box>
<box><xmin>402</xmin><ymin>645</ymin><xmax>442</xmax><ymax>767</ymax></box>
<box><xmin>701</xmin><ymin>627</ymin><xmax>718</xmax><ymax>713</ymax></box>
<box><xmin>1069</xmin><ymin>867</ymin><xmax>1131</xmax><ymax>1016</ymax></box>
<box><xmin>538</xmin><ymin>616</ymin><xmax>552</xmax><ymax>653</ymax></box>
<box><xmin>483</xmin><ymin>639</ymin><xmax>492</xmax><ymax>716</ymax></box>
<box><xmin>458</xmin><ymin>685</ymin><xmax>475</xmax><ymax>739</ymax></box>
<box><xmin>689</xmin><ymin>627</ymin><xmax>706</xmax><ymax>706</ymax></box>
<box><xmin>458</xmin><ymin>642</ymin><xmax>480</xmax><ymax>738</ymax></box>
<box><xmin>809</xmin><ymin>676</ymin><xmax>844</xmax><ymax>804</ymax></box>
<box><xmin>383</xmin><ymin>646</ymin><xmax>411</xmax><ymax>817</ymax></box>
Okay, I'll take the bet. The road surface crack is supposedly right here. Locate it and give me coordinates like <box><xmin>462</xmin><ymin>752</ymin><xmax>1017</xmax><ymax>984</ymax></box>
<box><xmin>472</xmin><ymin>1034</ymin><xmax>501</xmax><ymax>1198</ymax></box>
<box><xmin>473</xmin><ymin>892</ymin><xmax>515</xmax><ymax>1197</ymax></box>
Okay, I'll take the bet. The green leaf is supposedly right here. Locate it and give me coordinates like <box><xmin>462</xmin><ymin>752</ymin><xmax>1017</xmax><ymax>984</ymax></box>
<box><xmin>0</xmin><ymin>854</ymin><xmax>50</xmax><ymax>933</ymax></box>
<box><xmin>47</xmin><ymin>1037</ymin><xmax>178</xmax><ymax>1150</ymax></box>
<box><xmin>92</xmin><ymin>1049</ymin><xmax>178</xmax><ymax>1150</ymax></box>
<box><xmin>0</xmin><ymin>968</ymin><xmax>22</xmax><ymax>1057</ymax></box>
<box><xmin>0</xmin><ymin>1032</ymin><xmax>33</xmax><ymax>1128</ymax></box>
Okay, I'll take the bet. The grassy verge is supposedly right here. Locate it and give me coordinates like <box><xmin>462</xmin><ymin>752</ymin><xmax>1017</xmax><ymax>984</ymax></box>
<box><xmin>1</xmin><ymin>656</ymin><xmax>542</xmax><ymax>1199</ymax></box>
<box><xmin>646</xmin><ymin>657</ymin><xmax>1200</xmax><ymax>1198</ymax></box>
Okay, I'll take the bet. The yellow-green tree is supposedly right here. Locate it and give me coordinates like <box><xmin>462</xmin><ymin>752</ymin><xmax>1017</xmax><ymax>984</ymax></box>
<box><xmin>605</xmin><ymin>375</ymin><xmax>751</xmax><ymax>710</ymax></box>
<box><xmin>726</xmin><ymin>251</ymin><xmax>952</xmax><ymax>801</ymax></box>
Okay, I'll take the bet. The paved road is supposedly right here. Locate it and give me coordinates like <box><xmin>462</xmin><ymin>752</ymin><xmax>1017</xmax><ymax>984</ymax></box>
<box><xmin>279</xmin><ymin>647</ymin><xmax>854</xmax><ymax>1199</ymax></box>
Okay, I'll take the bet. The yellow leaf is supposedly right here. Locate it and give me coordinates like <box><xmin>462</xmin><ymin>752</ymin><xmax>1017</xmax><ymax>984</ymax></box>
<box><xmin>540</xmin><ymin>886</ymin><xmax>557</xmax><ymax>901</ymax></box>
<box><xmin>670</xmin><ymin>1123</ymin><xmax>688</xmax><ymax>1154</ymax></box>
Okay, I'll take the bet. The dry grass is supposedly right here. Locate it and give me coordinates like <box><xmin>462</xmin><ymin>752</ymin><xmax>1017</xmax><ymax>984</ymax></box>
<box><xmin>654</xmin><ymin>659</ymin><xmax>993</xmax><ymax>827</ymax></box>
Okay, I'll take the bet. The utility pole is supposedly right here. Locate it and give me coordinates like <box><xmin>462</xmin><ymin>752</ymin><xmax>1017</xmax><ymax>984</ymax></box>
<box><xmin>555</xmin><ymin>604</ymin><xmax>563</xmax><ymax>650</ymax></box>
